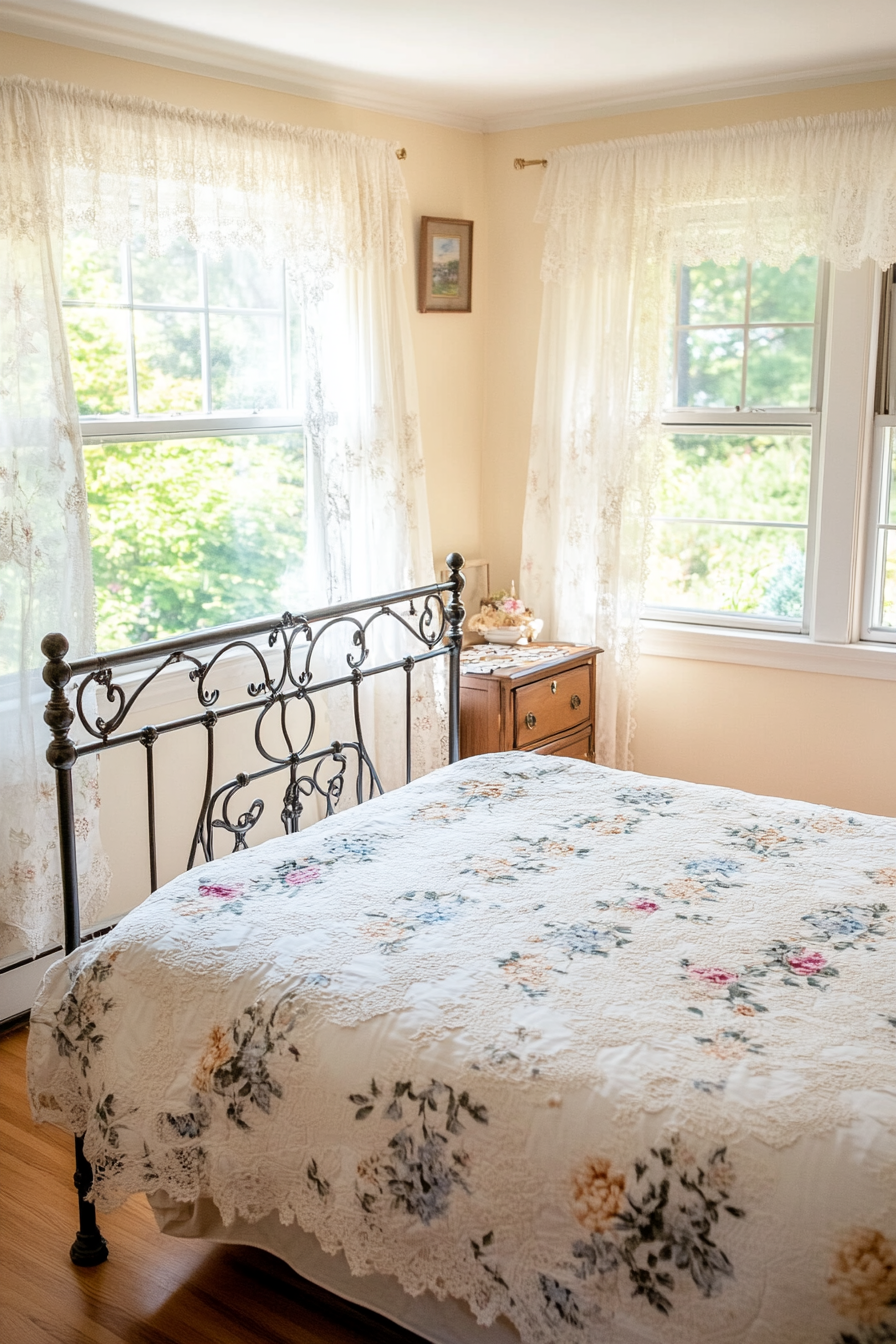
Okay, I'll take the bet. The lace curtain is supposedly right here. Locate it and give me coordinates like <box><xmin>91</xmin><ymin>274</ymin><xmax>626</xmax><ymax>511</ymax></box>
<box><xmin>522</xmin><ymin>108</ymin><xmax>896</xmax><ymax>767</ymax></box>
<box><xmin>0</xmin><ymin>76</ymin><xmax>435</xmax><ymax>957</ymax></box>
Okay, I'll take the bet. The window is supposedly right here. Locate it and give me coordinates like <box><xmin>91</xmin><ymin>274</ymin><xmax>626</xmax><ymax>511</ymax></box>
<box><xmin>645</xmin><ymin>258</ymin><xmax>825</xmax><ymax>631</ymax></box>
<box><xmin>863</xmin><ymin>267</ymin><xmax>896</xmax><ymax>642</ymax></box>
<box><xmin>62</xmin><ymin>233</ymin><xmax>306</xmax><ymax>651</ymax></box>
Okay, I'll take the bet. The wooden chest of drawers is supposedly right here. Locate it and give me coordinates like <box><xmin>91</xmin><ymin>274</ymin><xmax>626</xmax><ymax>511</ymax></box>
<box><xmin>459</xmin><ymin>643</ymin><xmax>603</xmax><ymax>762</ymax></box>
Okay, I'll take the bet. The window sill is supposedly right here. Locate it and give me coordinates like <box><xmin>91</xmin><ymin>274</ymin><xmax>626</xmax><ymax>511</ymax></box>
<box><xmin>640</xmin><ymin>620</ymin><xmax>896</xmax><ymax>681</ymax></box>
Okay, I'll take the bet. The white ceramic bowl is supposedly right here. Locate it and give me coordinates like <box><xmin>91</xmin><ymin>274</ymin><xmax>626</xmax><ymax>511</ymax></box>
<box><xmin>483</xmin><ymin>626</ymin><xmax>524</xmax><ymax>645</ymax></box>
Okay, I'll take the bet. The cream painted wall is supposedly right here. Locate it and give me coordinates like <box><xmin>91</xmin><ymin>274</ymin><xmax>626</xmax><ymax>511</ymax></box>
<box><xmin>0</xmin><ymin>30</ymin><xmax>487</xmax><ymax>571</ymax></box>
<box><xmin>634</xmin><ymin>655</ymin><xmax>896</xmax><ymax>814</ymax></box>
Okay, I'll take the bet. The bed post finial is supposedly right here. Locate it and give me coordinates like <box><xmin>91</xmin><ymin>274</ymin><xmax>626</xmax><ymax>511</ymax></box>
<box><xmin>445</xmin><ymin>554</ymin><xmax>465</xmax><ymax>764</ymax></box>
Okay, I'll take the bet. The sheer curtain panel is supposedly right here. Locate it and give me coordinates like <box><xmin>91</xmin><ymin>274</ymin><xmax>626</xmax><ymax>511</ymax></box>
<box><xmin>0</xmin><ymin>76</ymin><xmax>435</xmax><ymax>957</ymax></box>
<box><xmin>522</xmin><ymin>109</ymin><xmax>896</xmax><ymax>767</ymax></box>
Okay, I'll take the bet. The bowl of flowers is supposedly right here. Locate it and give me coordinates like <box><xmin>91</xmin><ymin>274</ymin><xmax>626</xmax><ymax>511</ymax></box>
<box><xmin>468</xmin><ymin>583</ymin><xmax>542</xmax><ymax>644</ymax></box>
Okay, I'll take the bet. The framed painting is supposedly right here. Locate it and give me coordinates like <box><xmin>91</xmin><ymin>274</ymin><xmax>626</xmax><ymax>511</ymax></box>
<box><xmin>418</xmin><ymin>216</ymin><xmax>473</xmax><ymax>312</ymax></box>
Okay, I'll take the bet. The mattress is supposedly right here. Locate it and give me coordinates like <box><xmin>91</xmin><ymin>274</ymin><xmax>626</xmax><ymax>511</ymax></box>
<box><xmin>28</xmin><ymin>753</ymin><xmax>896</xmax><ymax>1343</ymax></box>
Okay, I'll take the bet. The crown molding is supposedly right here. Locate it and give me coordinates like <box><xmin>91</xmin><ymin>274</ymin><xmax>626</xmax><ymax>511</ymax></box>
<box><xmin>486</xmin><ymin>60</ymin><xmax>896</xmax><ymax>134</ymax></box>
<box><xmin>1</xmin><ymin>1</ymin><xmax>894</xmax><ymax>138</ymax></box>
<box><xmin>0</xmin><ymin>1</ymin><xmax>488</xmax><ymax>132</ymax></box>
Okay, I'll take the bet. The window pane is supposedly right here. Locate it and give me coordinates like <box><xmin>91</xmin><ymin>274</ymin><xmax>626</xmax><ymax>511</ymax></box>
<box><xmin>133</xmin><ymin>311</ymin><xmax>203</xmax><ymax>413</ymax></box>
<box><xmin>750</xmin><ymin>257</ymin><xmax>819</xmax><ymax>323</ymax></box>
<box><xmin>62</xmin><ymin>233</ymin><xmax>123</xmax><ymax>304</ymax></box>
<box><xmin>209</xmin><ymin>312</ymin><xmax>283</xmax><ymax>411</ymax></box>
<box><xmin>657</xmin><ymin>432</ymin><xmax>811</xmax><ymax>524</ymax></box>
<box><xmin>64</xmin><ymin>308</ymin><xmax>130</xmax><ymax>415</ymax></box>
<box><xmin>886</xmin><ymin>430</ymin><xmax>896</xmax><ymax>525</ymax></box>
<box><xmin>678</xmin><ymin>260</ymin><xmax>747</xmax><ymax>325</ymax></box>
<box><xmin>131</xmin><ymin>236</ymin><xmax>200</xmax><ymax>306</ymax></box>
<box><xmin>880</xmin><ymin>529</ymin><xmax>896</xmax><ymax>628</ymax></box>
<box><xmin>85</xmin><ymin>433</ymin><xmax>306</xmax><ymax>650</ymax></box>
<box><xmin>207</xmin><ymin>249</ymin><xmax>283</xmax><ymax>310</ymax></box>
<box><xmin>646</xmin><ymin>521</ymin><xmax>806</xmax><ymax>619</ymax></box>
<box><xmin>677</xmin><ymin>328</ymin><xmax>744</xmax><ymax>407</ymax></box>
<box><xmin>746</xmin><ymin>326</ymin><xmax>815</xmax><ymax>407</ymax></box>
<box><xmin>648</xmin><ymin>432</ymin><xmax>811</xmax><ymax>619</ymax></box>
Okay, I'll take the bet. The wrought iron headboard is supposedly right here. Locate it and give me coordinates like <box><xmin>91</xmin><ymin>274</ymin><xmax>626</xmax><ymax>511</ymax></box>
<box><xmin>42</xmin><ymin>552</ymin><xmax>466</xmax><ymax>961</ymax></box>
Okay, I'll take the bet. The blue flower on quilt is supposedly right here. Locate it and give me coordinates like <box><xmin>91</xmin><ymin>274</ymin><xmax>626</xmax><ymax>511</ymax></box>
<box><xmin>613</xmin><ymin>785</ymin><xmax>677</xmax><ymax>814</ymax></box>
<box><xmin>350</xmin><ymin>1077</ymin><xmax>487</xmax><ymax>1225</ymax></box>
<box><xmin>684</xmin><ymin>858</ymin><xmax>742</xmax><ymax>879</ymax></box>
<box><xmin>545</xmin><ymin>921</ymin><xmax>632</xmax><ymax>960</ymax></box>
<box><xmin>802</xmin><ymin>903</ymin><xmax>893</xmax><ymax>950</ymax></box>
<box><xmin>326</xmin><ymin>836</ymin><xmax>380</xmax><ymax>861</ymax></box>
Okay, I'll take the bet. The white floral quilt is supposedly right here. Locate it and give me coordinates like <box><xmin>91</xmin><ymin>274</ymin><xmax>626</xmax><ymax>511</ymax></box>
<box><xmin>28</xmin><ymin>753</ymin><xmax>896</xmax><ymax>1344</ymax></box>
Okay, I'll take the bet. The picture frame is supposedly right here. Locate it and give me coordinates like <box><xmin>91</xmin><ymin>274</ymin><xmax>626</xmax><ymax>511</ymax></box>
<box><xmin>418</xmin><ymin>216</ymin><xmax>473</xmax><ymax>313</ymax></box>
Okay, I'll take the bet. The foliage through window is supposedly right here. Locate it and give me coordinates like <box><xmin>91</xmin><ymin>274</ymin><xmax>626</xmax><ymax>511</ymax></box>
<box><xmin>645</xmin><ymin>258</ymin><xmax>822</xmax><ymax>628</ymax></box>
<box><xmin>62</xmin><ymin>233</ymin><xmax>306</xmax><ymax>651</ymax></box>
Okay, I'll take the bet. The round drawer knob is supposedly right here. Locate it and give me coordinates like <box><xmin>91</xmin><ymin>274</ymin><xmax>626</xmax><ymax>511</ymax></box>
<box><xmin>570</xmin><ymin>694</ymin><xmax>582</xmax><ymax>710</ymax></box>
<box><xmin>525</xmin><ymin>712</ymin><xmax>537</xmax><ymax>729</ymax></box>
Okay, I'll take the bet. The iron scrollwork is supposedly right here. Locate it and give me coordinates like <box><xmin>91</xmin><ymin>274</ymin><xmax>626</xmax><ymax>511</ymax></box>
<box><xmin>48</xmin><ymin>558</ymin><xmax>465</xmax><ymax>880</ymax></box>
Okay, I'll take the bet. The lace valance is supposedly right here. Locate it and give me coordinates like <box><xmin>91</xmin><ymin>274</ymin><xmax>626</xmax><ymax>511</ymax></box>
<box><xmin>537</xmin><ymin>108</ymin><xmax>896</xmax><ymax>281</ymax></box>
<box><xmin>0</xmin><ymin>76</ymin><xmax>407</xmax><ymax>275</ymax></box>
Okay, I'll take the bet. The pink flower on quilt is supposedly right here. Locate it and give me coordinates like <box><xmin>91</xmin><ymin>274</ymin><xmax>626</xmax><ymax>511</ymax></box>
<box><xmin>786</xmin><ymin>948</ymin><xmax>828</xmax><ymax>976</ymax></box>
<box><xmin>687</xmin><ymin>965</ymin><xmax>738</xmax><ymax>985</ymax></box>
<box><xmin>199</xmin><ymin>883</ymin><xmax>242</xmax><ymax>900</ymax></box>
<box><xmin>629</xmin><ymin>897</ymin><xmax>659</xmax><ymax>913</ymax></box>
<box><xmin>285</xmin><ymin>866</ymin><xmax>321</xmax><ymax>886</ymax></box>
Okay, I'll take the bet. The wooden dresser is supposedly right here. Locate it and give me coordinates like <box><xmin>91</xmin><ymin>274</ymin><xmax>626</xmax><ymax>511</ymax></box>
<box><xmin>459</xmin><ymin>643</ymin><xmax>603</xmax><ymax>762</ymax></box>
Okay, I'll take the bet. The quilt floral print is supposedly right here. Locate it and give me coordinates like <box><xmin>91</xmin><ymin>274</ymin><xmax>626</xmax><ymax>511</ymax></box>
<box><xmin>28</xmin><ymin>754</ymin><xmax>896</xmax><ymax>1344</ymax></box>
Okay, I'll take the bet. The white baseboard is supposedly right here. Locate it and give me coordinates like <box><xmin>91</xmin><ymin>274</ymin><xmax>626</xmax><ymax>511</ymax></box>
<box><xmin>0</xmin><ymin>948</ymin><xmax>62</xmax><ymax>1025</ymax></box>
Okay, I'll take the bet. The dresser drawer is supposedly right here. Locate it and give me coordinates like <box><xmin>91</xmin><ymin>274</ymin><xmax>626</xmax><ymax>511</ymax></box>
<box><xmin>532</xmin><ymin>724</ymin><xmax>594</xmax><ymax>762</ymax></box>
<box><xmin>513</xmin><ymin>664</ymin><xmax>591</xmax><ymax>747</ymax></box>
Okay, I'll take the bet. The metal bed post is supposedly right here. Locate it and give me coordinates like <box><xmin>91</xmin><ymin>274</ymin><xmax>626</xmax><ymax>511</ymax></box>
<box><xmin>445</xmin><ymin>553</ymin><xmax>465</xmax><ymax>763</ymax></box>
<box><xmin>41</xmin><ymin>633</ymin><xmax>109</xmax><ymax>1267</ymax></box>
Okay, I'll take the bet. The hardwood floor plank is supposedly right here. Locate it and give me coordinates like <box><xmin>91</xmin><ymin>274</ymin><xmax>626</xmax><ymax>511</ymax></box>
<box><xmin>1</xmin><ymin>1025</ymin><xmax>423</xmax><ymax>1344</ymax></box>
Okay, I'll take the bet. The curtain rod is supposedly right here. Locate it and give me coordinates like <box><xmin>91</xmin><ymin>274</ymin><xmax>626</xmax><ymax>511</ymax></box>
<box><xmin>514</xmin><ymin>158</ymin><xmax>547</xmax><ymax>169</ymax></box>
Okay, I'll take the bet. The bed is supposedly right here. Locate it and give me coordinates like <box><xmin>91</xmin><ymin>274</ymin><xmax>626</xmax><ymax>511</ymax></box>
<box><xmin>26</xmin><ymin>563</ymin><xmax>896</xmax><ymax>1344</ymax></box>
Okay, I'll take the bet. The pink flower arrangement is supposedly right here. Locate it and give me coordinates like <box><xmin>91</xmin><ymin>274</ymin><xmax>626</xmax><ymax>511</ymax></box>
<box><xmin>199</xmin><ymin>883</ymin><xmax>242</xmax><ymax>900</ymax></box>
<box><xmin>687</xmin><ymin>966</ymin><xmax>739</xmax><ymax>985</ymax></box>
<box><xmin>629</xmin><ymin>897</ymin><xmax>659</xmax><ymax>913</ymax></box>
<box><xmin>501</xmin><ymin>597</ymin><xmax>526</xmax><ymax>615</ymax></box>
<box><xmin>786</xmin><ymin>948</ymin><xmax>828</xmax><ymax>976</ymax></box>
<box><xmin>285</xmin><ymin>866</ymin><xmax>321</xmax><ymax>886</ymax></box>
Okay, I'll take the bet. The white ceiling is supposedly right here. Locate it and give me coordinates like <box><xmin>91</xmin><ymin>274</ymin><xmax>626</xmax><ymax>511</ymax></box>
<box><xmin>2</xmin><ymin>0</ymin><xmax>896</xmax><ymax>131</ymax></box>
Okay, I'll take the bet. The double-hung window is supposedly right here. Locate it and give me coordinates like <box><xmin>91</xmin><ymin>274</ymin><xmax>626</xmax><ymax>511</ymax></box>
<box><xmin>645</xmin><ymin>257</ymin><xmax>825</xmax><ymax>631</ymax></box>
<box><xmin>62</xmin><ymin>232</ymin><xmax>307</xmax><ymax>653</ymax></box>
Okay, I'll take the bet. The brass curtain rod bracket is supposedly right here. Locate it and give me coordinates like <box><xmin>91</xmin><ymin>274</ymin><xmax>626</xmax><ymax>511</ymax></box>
<box><xmin>514</xmin><ymin>158</ymin><xmax>548</xmax><ymax>170</ymax></box>
<box><xmin>396</xmin><ymin>147</ymin><xmax>407</xmax><ymax>160</ymax></box>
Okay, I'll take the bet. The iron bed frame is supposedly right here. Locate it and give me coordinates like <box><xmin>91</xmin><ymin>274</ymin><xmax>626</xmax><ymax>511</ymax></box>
<box><xmin>41</xmin><ymin>552</ymin><xmax>465</xmax><ymax>1267</ymax></box>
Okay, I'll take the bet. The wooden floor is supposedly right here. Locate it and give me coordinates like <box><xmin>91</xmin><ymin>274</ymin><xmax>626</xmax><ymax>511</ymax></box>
<box><xmin>1</xmin><ymin>1025</ymin><xmax>420</xmax><ymax>1344</ymax></box>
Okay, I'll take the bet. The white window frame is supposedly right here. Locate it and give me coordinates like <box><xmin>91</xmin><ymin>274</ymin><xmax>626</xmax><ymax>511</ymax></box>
<box><xmin>641</xmin><ymin>259</ymin><xmax>888</xmax><ymax>677</ymax></box>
